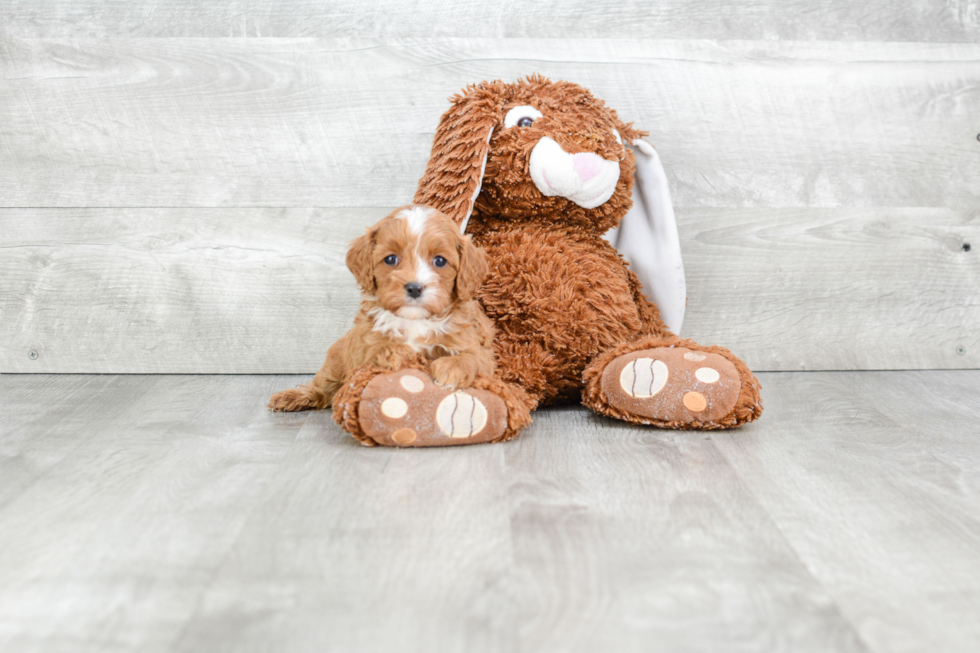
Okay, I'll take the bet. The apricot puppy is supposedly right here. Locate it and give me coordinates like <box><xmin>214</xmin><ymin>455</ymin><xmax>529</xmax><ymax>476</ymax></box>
<box><xmin>268</xmin><ymin>205</ymin><xmax>494</xmax><ymax>416</ymax></box>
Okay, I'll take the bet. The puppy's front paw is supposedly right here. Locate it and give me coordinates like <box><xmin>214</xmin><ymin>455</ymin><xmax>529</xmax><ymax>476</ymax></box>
<box><xmin>430</xmin><ymin>357</ymin><xmax>476</xmax><ymax>390</ymax></box>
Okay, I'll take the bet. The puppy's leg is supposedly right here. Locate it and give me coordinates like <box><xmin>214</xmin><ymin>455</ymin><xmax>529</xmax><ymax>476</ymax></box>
<box><xmin>268</xmin><ymin>340</ymin><xmax>345</xmax><ymax>412</ymax></box>
<box><xmin>429</xmin><ymin>349</ymin><xmax>494</xmax><ymax>390</ymax></box>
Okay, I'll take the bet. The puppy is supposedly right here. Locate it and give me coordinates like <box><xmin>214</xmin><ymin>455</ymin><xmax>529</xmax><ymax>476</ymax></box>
<box><xmin>268</xmin><ymin>205</ymin><xmax>495</xmax><ymax>413</ymax></box>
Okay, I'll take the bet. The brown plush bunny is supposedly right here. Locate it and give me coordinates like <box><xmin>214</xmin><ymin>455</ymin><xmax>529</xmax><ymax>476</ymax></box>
<box><xmin>409</xmin><ymin>75</ymin><xmax>763</xmax><ymax>429</ymax></box>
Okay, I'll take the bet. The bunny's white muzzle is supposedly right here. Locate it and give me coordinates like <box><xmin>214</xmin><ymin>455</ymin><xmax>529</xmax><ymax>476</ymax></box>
<box><xmin>528</xmin><ymin>137</ymin><xmax>621</xmax><ymax>209</ymax></box>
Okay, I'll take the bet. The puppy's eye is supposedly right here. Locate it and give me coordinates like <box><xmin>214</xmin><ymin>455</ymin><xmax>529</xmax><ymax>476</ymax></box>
<box><xmin>504</xmin><ymin>105</ymin><xmax>544</xmax><ymax>129</ymax></box>
<box><xmin>433</xmin><ymin>256</ymin><xmax>448</xmax><ymax>268</ymax></box>
<box><xmin>383</xmin><ymin>254</ymin><xmax>398</xmax><ymax>266</ymax></box>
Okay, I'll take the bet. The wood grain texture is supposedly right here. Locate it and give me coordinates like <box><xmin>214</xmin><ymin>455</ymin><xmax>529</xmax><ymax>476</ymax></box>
<box><xmin>0</xmin><ymin>374</ymin><xmax>163</xmax><ymax>509</ymax></box>
<box><xmin>2</xmin><ymin>39</ymin><xmax>979</xmax><ymax>209</ymax></box>
<box><xmin>2</xmin><ymin>206</ymin><xmax>976</xmax><ymax>373</ymax></box>
<box><xmin>712</xmin><ymin>370</ymin><xmax>980</xmax><ymax>652</ymax></box>
<box><xmin>2</xmin><ymin>371</ymin><xmax>980</xmax><ymax>651</ymax></box>
<box><xmin>679</xmin><ymin>207</ymin><xmax>980</xmax><ymax>372</ymax></box>
<box><xmin>1</xmin><ymin>0</ymin><xmax>978</xmax><ymax>41</ymax></box>
<box><xmin>0</xmin><ymin>207</ymin><xmax>367</xmax><ymax>373</ymax></box>
<box><xmin>501</xmin><ymin>413</ymin><xmax>866</xmax><ymax>652</ymax></box>
<box><xmin>173</xmin><ymin>408</ymin><xmax>514</xmax><ymax>653</ymax></box>
<box><xmin>0</xmin><ymin>374</ymin><xmax>310</xmax><ymax>652</ymax></box>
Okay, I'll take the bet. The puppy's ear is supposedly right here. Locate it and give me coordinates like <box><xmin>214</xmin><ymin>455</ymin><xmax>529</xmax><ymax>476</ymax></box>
<box><xmin>454</xmin><ymin>234</ymin><xmax>488</xmax><ymax>301</ymax></box>
<box><xmin>414</xmin><ymin>82</ymin><xmax>505</xmax><ymax>233</ymax></box>
<box><xmin>346</xmin><ymin>227</ymin><xmax>377</xmax><ymax>293</ymax></box>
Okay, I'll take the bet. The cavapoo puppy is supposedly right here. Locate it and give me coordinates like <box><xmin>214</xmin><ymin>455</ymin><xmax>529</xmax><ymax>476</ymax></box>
<box><xmin>268</xmin><ymin>205</ymin><xmax>529</xmax><ymax>447</ymax></box>
<box><xmin>268</xmin><ymin>205</ymin><xmax>492</xmax><ymax>412</ymax></box>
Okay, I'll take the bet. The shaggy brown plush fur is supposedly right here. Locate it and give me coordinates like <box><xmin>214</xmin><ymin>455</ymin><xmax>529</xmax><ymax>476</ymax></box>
<box><xmin>415</xmin><ymin>75</ymin><xmax>763</xmax><ymax>429</ymax></box>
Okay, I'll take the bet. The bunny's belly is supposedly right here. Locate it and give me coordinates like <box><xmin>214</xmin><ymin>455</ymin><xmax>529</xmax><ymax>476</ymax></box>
<box><xmin>475</xmin><ymin>226</ymin><xmax>644</xmax><ymax>404</ymax></box>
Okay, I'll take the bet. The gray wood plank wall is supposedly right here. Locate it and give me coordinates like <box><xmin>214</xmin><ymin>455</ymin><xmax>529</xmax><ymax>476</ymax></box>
<box><xmin>1</xmin><ymin>12</ymin><xmax>978</xmax><ymax>373</ymax></box>
<box><xmin>2</xmin><ymin>1</ymin><xmax>979</xmax><ymax>41</ymax></box>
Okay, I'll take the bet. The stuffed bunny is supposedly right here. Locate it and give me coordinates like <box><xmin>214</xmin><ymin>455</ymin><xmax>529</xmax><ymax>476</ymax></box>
<box><xmin>408</xmin><ymin>75</ymin><xmax>763</xmax><ymax>430</ymax></box>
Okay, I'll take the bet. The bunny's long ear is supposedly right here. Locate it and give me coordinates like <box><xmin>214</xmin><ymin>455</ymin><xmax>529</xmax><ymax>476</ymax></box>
<box><xmin>605</xmin><ymin>140</ymin><xmax>687</xmax><ymax>335</ymax></box>
<box><xmin>414</xmin><ymin>84</ymin><xmax>503</xmax><ymax>233</ymax></box>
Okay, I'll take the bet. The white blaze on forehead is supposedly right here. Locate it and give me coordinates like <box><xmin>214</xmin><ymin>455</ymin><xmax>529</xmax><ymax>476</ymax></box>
<box><xmin>399</xmin><ymin>205</ymin><xmax>432</xmax><ymax>235</ymax></box>
<box><xmin>415</xmin><ymin>253</ymin><xmax>435</xmax><ymax>285</ymax></box>
<box><xmin>398</xmin><ymin>206</ymin><xmax>437</xmax><ymax>285</ymax></box>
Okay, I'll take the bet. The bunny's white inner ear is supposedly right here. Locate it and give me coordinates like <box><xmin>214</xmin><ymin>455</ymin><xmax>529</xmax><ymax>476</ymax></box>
<box><xmin>604</xmin><ymin>139</ymin><xmax>687</xmax><ymax>335</ymax></box>
<box><xmin>459</xmin><ymin>126</ymin><xmax>494</xmax><ymax>234</ymax></box>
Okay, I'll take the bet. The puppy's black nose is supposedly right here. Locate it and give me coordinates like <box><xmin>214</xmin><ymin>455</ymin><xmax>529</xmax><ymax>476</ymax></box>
<box><xmin>405</xmin><ymin>282</ymin><xmax>423</xmax><ymax>299</ymax></box>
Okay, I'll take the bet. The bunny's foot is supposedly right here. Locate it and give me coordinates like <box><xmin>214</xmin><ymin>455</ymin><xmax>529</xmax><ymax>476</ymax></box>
<box><xmin>332</xmin><ymin>367</ymin><xmax>532</xmax><ymax>447</ymax></box>
<box><xmin>582</xmin><ymin>338</ymin><xmax>762</xmax><ymax>429</ymax></box>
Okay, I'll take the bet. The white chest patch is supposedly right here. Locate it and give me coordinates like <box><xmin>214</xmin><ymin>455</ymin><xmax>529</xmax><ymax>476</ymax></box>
<box><xmin>368</xmin><ymin>307</ymin><xmax>457</xmax><ymax>355</ymax></box>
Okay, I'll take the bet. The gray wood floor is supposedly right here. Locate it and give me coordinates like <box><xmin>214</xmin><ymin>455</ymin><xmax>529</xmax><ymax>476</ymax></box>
<box><xmin>1</xmin><ymin>371</ymin><xmax>978</xmax><ymax>652</ymax></box>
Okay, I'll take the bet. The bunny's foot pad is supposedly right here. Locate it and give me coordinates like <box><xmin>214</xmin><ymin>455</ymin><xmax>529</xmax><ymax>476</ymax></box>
<box><xmin>601</xmin><ymin>347</ymin><xmax>740</xmax><ymax>425</ymax></box>
<box><xmin>358</xmin><ymin>370</ymin><xmax>509</xmax><ymax>447</ymax></box>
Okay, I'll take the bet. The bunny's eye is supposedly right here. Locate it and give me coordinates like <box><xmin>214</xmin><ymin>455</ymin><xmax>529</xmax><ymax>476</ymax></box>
<box><xmin>504</xmin><ymin>105</ymin><xmax>544</xmax><ymax>129</ymax></box>
<box><xmin>383</xmin><ymin>254</ymin><xmax>398</xmax><ymax>266</ymax></box>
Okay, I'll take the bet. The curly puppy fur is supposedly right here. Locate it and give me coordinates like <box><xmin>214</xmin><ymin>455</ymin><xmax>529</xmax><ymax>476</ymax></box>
<box><xmin>415</xmin><ymin>75</ymin><xmax>763</xmax><ymax>428</ymax></box>
<box><xmin>268</xmin><ymin>205</ymin><xmax>498</xmax><ymax>413</ymax></box>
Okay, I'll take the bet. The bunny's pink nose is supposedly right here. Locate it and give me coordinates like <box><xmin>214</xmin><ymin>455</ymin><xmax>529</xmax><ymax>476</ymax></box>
<box><xmin>571</xmin><ymin>152</ymin><xmax>604</xmax><ymax>182</ymax></box>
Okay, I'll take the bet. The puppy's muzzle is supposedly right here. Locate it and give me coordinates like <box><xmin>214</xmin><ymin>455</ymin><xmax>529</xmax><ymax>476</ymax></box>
<box><xmin>405</xmin><ymin>282</ymin><xmax>424</xmax><ymax>299</ymax></box>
